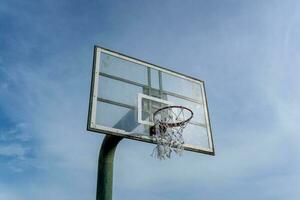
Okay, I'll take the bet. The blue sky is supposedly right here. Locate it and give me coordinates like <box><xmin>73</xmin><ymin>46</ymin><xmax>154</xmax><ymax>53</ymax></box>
<box><xmin>0</xmin><ymin>0</ymin><xmax>299</xmax><ymax>199</ymax></box>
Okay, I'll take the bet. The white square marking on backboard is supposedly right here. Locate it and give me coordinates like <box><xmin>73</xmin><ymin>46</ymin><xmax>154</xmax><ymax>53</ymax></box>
<box><xmin>137</xmin><ymin>93</ymin><xmax>173</xmax><ymax>126</ymax></box>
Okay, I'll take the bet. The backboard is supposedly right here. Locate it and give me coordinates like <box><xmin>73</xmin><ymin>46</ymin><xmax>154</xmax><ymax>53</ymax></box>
<box><xmin>87</xmin><ymin>46</ymin><xmax>215</xmax><ymax>155</ymax></box>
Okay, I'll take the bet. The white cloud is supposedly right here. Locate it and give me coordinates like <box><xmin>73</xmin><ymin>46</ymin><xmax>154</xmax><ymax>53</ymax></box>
<box><xmin>0</xmin><ymin>123</ymin><xmax>31</xmax><ymax>142</ymax></box>
<box><xmin>0</xmin><ymin>144</ymin><xmax>27</xmax><ymax>158</ymax></box>
<box><xmin>0</xmin><ymin>190</ymin><xmax>19</xmax><ymax>200</ymax></box>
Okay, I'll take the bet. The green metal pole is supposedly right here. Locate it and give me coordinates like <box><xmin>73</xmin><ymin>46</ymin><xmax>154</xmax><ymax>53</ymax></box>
<box><xmin>96</xmin><ymin>135</ymin><xmax>123</xmax><ymax>200</ymax></box>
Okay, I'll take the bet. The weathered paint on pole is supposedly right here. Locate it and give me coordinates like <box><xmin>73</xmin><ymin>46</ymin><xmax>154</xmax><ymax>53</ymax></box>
<box><xmin>97</xmin><ymin>135</ymin><xmax>123</xmax><ymax>200</ymax></box>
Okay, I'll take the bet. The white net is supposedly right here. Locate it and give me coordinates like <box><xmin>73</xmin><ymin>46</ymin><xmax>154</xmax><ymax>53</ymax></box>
<box><xmin>151</xmin><ymin>106</ymin><xmax>192</xmax><ymax>160</ymax></box>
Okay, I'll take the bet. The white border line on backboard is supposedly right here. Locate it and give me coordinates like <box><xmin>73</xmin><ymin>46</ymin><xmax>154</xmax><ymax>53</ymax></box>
<box><xmin>100</xmin><ymin>48</ymin><xmax>204</xmax><ymax>85</ymax></box>
<box><xmin>90</xmin><ymin>48</ymin><xmax>101</xmax><ymax>128</ymax></box>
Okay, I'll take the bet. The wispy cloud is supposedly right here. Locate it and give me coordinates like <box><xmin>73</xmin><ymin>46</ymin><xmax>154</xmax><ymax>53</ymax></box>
<box><xmin>0</xmin><ymin>144</ymin><xmax>27</xmax><ymax>158</ymax></box>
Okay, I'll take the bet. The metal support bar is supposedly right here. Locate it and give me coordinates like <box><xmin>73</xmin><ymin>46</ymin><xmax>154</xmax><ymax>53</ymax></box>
<box><xmin>97</xmin><ymin>135</ymin><xmax>123</xmax><ymax>200</ymax></box>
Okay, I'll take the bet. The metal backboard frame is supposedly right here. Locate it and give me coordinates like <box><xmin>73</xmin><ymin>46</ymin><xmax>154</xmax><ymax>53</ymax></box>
<box><xmin>87</xmin><ymin>45</ymin><xmax>215</xmax><ymax>155</ymax></box>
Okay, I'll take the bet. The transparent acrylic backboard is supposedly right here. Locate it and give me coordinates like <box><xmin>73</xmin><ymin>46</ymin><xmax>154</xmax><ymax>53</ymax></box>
<box><xmin>87</xmin><ymin>46</ymin><xmax>215</xmax><ymax>155</ymax></box>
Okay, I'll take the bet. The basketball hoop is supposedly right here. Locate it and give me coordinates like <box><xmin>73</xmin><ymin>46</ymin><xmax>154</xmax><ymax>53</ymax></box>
<box><xmin>150</xmin><ymin>106</ymin><xmax>193</xmax><ymax>160</ymax></box>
